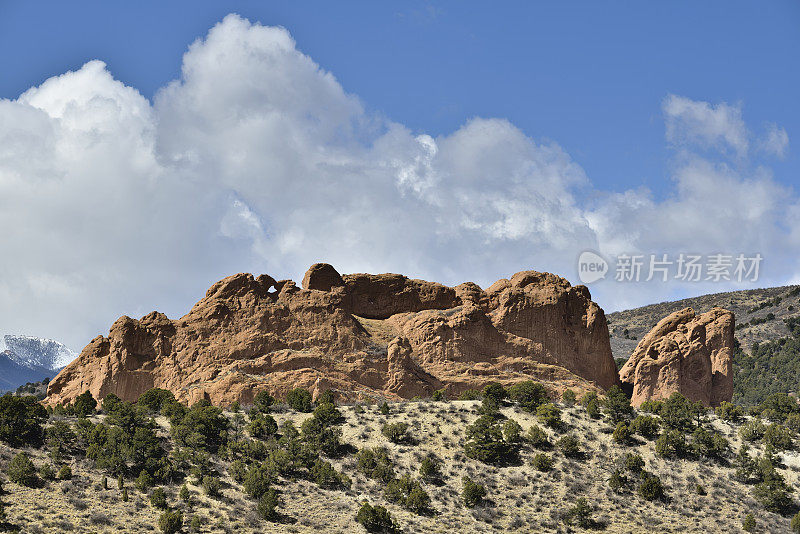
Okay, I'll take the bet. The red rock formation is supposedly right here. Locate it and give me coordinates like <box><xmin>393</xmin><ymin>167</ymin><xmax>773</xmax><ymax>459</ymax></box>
<box><xmin>47</xmin><ymin>264</ymin><xmax>619</xmax><ymax>406</ymax></box>
<box><xmin>619</xmin><ymin>307</ymin><xmax>734</xmax><ymax>407</ymax></box>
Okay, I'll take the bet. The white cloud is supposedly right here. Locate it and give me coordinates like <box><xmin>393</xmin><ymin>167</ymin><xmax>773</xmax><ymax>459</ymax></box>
<box><xmin>663</xmin><ymin>94</ymin><xmax>749</xmax><ymax>158</ymax></box>
<box><xmin>0</xmin><ymin>14</ymin><xmax>796</xmax><ymax>352</ymax></box>
<box><xmin>761</xmin><ymin>123</ymin><xmax>789</xmax><ymax>158</ymax></box>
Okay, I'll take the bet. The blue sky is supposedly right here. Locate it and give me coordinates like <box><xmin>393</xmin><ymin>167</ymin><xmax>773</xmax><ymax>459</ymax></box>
<box><xmin>2</xmin><ymin>1</ymin><xmax>797</xmax><ymax>197</ymax></box>
<box><xmin>0</xmin><ymin>2</ymin><xmax>799</xmax><ymax>349</ymax></box>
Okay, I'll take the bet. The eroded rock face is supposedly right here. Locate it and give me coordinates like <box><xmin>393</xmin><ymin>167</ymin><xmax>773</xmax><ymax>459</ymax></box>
<box><xmin>619</xmin><ymin>307</ymin><xmax>734</xmax><ymax>407</ymax></box>
<box><xmin>48</xmin><ymin>264</ymin><xmax>619</xmax><ymax>406</ymax></box>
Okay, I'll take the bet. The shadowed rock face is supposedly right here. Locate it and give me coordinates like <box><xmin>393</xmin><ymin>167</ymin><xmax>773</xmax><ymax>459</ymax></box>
<box><xmin>47</xmin><ymin>264</ymin><xmax>620</xmax><ymax>406</ymax></box>
<box><xmin>619</xmin><ymin>307</ymin><xmax>735</xmax><ymax>407</ymax></box>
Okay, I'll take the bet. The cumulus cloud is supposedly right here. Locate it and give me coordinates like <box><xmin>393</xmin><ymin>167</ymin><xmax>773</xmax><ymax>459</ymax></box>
<box><xmin>663</xmin><ymin>94</ymin><xmax>749</xmax><ymax>157</ymax></box>
<box><xmin>0</xmin><ymin>14</ymin><xmax>796</xmax><ymax>351</ymax></box>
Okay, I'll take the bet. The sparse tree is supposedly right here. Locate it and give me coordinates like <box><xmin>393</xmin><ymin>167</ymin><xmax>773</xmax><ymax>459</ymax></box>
<box><xmin>462</xmin><ymin>476</ymin><xmax>487</xmax><ymax>508</ymax></box>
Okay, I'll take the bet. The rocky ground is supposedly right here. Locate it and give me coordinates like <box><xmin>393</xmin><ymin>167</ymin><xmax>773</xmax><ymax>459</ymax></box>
<box><xmin>2</xmin><ymin>398</ymin><xmax>797</xmax><ymax>533</ymax></box>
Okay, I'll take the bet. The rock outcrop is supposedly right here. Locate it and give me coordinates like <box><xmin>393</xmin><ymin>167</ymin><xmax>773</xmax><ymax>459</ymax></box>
<box><xmin>619</xmin><ymin>307</ymin><xmax>734</xmax><ymax>407</ymax></box>
<box><xmin>47</xmin><ymin>264</ymin><xmax>620</xmax><ymax>406</ymax></box>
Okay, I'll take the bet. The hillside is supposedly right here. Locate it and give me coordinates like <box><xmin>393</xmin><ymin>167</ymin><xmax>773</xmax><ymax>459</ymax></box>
<box><xmin>608</xmin><ymin>285</ymin><xmax>800</xmax><ymax>405</ymax></box>
<box><xmin>2</xmin><ymin>388</ymin><xmax>800</xmax><ymax>533</ymax></box>
<box><xmin>608</xmin><ymin>285</ymin><xmax>800</xmax><ymax>361</ymax></box>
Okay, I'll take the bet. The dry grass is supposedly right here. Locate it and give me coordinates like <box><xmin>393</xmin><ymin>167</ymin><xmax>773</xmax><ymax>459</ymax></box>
<box><xmin>2</xmin><ymin>400</ymin><xmax>798</xmax><ymax>533</ymax></box>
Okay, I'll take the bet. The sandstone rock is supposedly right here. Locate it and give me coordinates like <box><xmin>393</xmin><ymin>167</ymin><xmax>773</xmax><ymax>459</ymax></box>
<box><xmin>341</xmin><ymin>271</ymin><xmax>460</xmax><ymax>319</ymax></box>
<box><xmin>619</xmin><ymin>307</ymin><xmax>734</xmax><ymax>407</ymax></box>
<box><xmin>302</xmin><ymin>263</ymin><xmax>344</xmax><ymax>292</ymax></box>
<box><xmin>47</xmin><ymin>265</ymin><xmax>619</xmax><ymax>407</ymax></box>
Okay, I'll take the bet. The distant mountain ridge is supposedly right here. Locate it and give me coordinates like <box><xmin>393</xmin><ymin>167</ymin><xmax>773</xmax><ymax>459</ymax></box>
<box><xmin>4</xmin><ymin>335</ymin><xmax>76</xmax><ymax>370</ymax></box>
<box><xmin>0</xmin><ymin>335</ymin><xmax>75</xmax><ymax>392</ymax></box>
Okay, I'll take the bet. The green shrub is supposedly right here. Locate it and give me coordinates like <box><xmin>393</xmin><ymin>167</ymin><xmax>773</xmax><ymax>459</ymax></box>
<box><xmin>477</xmin><ymin>397</ymin><xmax>501</xmax><ymax>418</ymax></box>
<box><xmin>170</xmin><ymin>402</ymin><xmax>229</xmax><ymax>454</ymax></box>
<box><xmin>561</xmin><ymin>389</ymin><xmax>576</xmax><ymax>406</ymax></box>
<box><xmin>536</xmin><ymin>403</ymin><xmax>562</xmax><ymax>429</ymax></box>
<box><xmin>586</xmin><ymin>398</ymin><xmax>601</xmax><ymax>419</ymax></box>
<box><xmin>202</xmin><ymin>475</ymin><xmax>221</xmax><ymax>497</ymax></box>
<box><xmin>379</xmin><ymin>402</ymin><xmax>391</xmax><ymax>415</ymax></box>
<box><xmin>137</xmin><ymin>388</ymin><xmax>176</xmax><ymax>414</ymax></box>
<box><xmin>7</xmin><ymin>452</ymin><xmax>37</xmax><ymax>487</ymax></box>
<box><xmin>622</xmin><ymin>452</ymin><xmax>645</xmax><ymax>474</ymax></box>
<box><xmin>531</xmin><ymin>453</ymin><xmax>553</xmax><ymax>472</ymax></box>
<box><xmin>691</xmin><ymin>427</ymin><xmax>728</xmax><ymax>459</ymax></box>
<box><xmin>603</xmin><ymin>385</ymin><xmax>632</xmax><ymax>423</ymax></box>
<box><xmin>463</xmin><ymin>415</ymin><xmax>519</xmax><ymax>465</ymax></box>
<box><xmin>135</xmin><ymin>471</ymin><xmax>155</xmax><ymax>493</ymax></box>
<box><xmin>481</xmin><ymin>382</ymin><xmax>508</xmax><ymax>403</ymax></box>
<box><xmin>229</xmin><ymin>459</ymin><xmax>248</xmax><ymax>483</ymax></box>
<box><xmin>257</xmin><ymin>488</ymin><xmax>280</xmax><ymax>521</ymax></box>
<box><xmin>39</xmin><ymin>463</ymin><xmax>55</xmax><ymax>481</ymax></box>
<box><xmin>759</xmin><ymin>392</ymin><xmax>800</xmax><ymax>422</ymax></box>
<box><xmin>158</xmin><ymin>510</ymin><xmax>183</xmax><ymax>534</ymax></box>
<box><xmin>753</xmin><ymin>471</ymin><xmax>794</xmax><ymax>514</ymax></box>
<box><xmin>792</xmin><ymin>511</ymin><xmax>800</xmax><ymax>533</ymax></box>
<box><xmin>716</xmin><ymin>401</ymin><xmax>744</xmax><ymax>423</ymax></box>
<box><xmin>244</xmin><ymin>464</ymin><xmax>273</xmax><ymax>499</ymax></box>
<box><xmin>58</xmin><ymin>465</ymin><xmax>72</xmax><ymax>480</ymax></box>
<box><xmin>301</xmin><ymin>414</ymin><xmax>342</xmax><ymax>457</ymax></box>
<box><xmin>509</xmin><ymin>381</ymin><xmax>548</xmax><ymax>412</ymax></box>
<box><xmin>46</xmin><ymin>420</ymin><xmax>75</xmax><ymax>461</ymax></box>
<box><xmin>253</xmin><ymin>390</ymin><xmax>275</xmax><ymax>413</ymax></box>
<box><xmin>0</xmin><ymin>394</ymin><xmax>47</xmax><ymax>447</ymax></box>
<box><xmin>630</xmin><ymin>415</ymin><xmax>660</xmax><ymax>440</ymax></box>
<box><xmin>564</xmin><ymin>497</ymin><xmax>595</xmax><ymax>528</ymax></box>
<box><xmin>286</xmin><ymin>388</ymin><xmax>313</xmax><ymax>412</ymax></box>
<box><xmin>248</xmin><ymin>414</ymin><xmax>278</xmax><ymax>440</ymax></box>
<box><xmin>150</xmin><ymin>487</ymin><xmax>168</xmax><ymax>509</ymax></box>
<box><xmin>579</xmin><ymin>391</ymin><xmax>598</xmax><ymax>407</ymax></box>
<box><xmin>640</xmin><ymin>399</ymin><xmax>663</xmax><ymax>413</ymax></box>
<box><xmin>457</xmin><ymin>389</ymin><xmax>481</xmax><ymax>401</ymax></box>
<box><xmin>432</xmin><ymin>389</ymin><xmax>446</xmax><ymax>401</ymax></box>
<box><xmin>764</xmin><ymin>423</ymin><xmax>794</xmax><ymax>451</ymax></box>
<box><xmin>381</xmin><ymin>422</ymin><xmax>410</xmax><ymax>444</ymax></box>
<box><xmin>356</xmin><ymin>447</ymin><xmax>394</xmax><ymax>482</ymax></box>
<box><xmin>526</xmin><ymin>424</ymin><xmax>550</xmax><ymax>449</ymax></box>
<box><xmin>655</xmin><ymin>429</ymin><xmax>687</xmax><ymax>459</ymax></box>
<box><xmin>502</xmin><ymin>419</ymin><xmax>523</xmax><ymax>442</ymax></box>
<box><xmin>310</xmin><ymin>459</ymin><xmax>348</xmax><ymax>489</ymax></box>
<box><xmin>660</xmin><ymin>392</ymin><xmax>701</xmax><ymax>431</ymax></box>
<box><xmin>311</xmin><ymin>402</ymin><xmax>343</xmax><ymax>426</ymax></box>
<box><xmin>612</xmin><ymin>422</ymin><xmax>632</xmax><ymax>444</ymax></box>
<box><xmin>462</xmin><ymin>476</ymin><xmax>487</xmax><ymax>508</ymax></box>
<box><xmin>73</xmin><ymin>390</ymin><xmax>98</xmax><ymax>417</ymax></box>
<box><xmin>384</xmin><ymin>474</ymin><xmax>430</xmax><ymax>514</ymax></box>
<box><xmin>608</xmin><ymin>469</ymin><xmax>627</xmax><ymax>492</ymax></box>
<box><xmin>740</xmin><ymin>419</ymin><xmax>767</xmax><ymax>442</ymax></box>
<box><xmin>180</xmin><ymin>484</ymin><xmax>190</xmax><ymax>504</ymax></box>
<box><xmin>355</xmin><ymin>502</ymin><xmax>397</xmax><ymax>533</ymax></box>
<box><xmin>419</xmin><ymin>455</ymin><xmax>442</xmax><ymax>482</ymax></box>
<box><xmin>557</xmin><ymin>434</ymin><xmax>581</xmax><ymax>459</ymax></box>
<box><xmin>122</xmin><ymin>488</ymin><xmax>129</xmax><ymax>502</ymax></box>
<box><xmin>637</xmin><ymin>473</ymin><xmax>665</xmax><ymax>501</ymax></box>
<box><xmin>741</xmin><ymin>513</ymin><xmax>755</xmax><ymax>532</ymax></box>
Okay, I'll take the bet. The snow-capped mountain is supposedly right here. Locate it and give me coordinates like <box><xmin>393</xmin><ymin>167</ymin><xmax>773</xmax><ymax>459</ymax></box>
<box><xmin>3</xmin><ymin>335</ymin><xmax>77</xmax><ymax>370</ymax></box>
<box><xmin>0</xmin><ymin>335</ymin><xmax>76</xmax><ymax>392</ymax></box>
